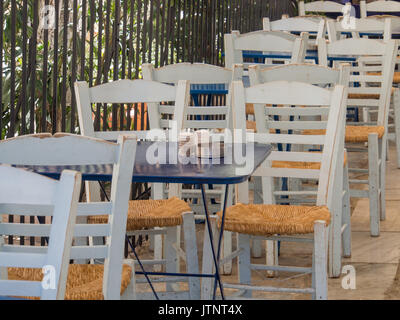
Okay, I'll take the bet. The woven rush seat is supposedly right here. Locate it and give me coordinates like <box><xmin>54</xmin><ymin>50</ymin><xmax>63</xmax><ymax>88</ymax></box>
<box><xmin>87</xmin><ymin>197</ymin><xmax>191</xmax><ymax>230</ymax></box>
<box><xmin>7</xmin><ymin>264</ymin><xmax>132</xmax><ymax>300</ymax></box>
<box><xmin>348</xmin><ymin>87</ymin><xmax>395</xmax><ymax>100</ymax></box>
<box><xmin>272</xmin><ymin>152</ymin><xmax>347</xmax><ymax>169</ymax></box>
<box><xmin>303</xmin><ymin>125</ymin><xmax>385</xmax><ymax>143</ymax></box>
<box><xmin>394</xmin><ymin>72</ymin><xmax>400</xmax><ymax>84</ymax></box>
<box><xmin>217</xmin><ymin>203</ymin><xmax>331</xmax><ymax>236</ymax></box>
<box><xmin>246</xmin><ymin>103</ymin><xmax>255</xmax><ymax>116</ymax></box>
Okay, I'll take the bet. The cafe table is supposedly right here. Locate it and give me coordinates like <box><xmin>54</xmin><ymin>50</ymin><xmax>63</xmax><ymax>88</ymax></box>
<box><xmin>13</xmin><ymin>141</ymin><xmax>272</xmax><ymax>300</ymax></box>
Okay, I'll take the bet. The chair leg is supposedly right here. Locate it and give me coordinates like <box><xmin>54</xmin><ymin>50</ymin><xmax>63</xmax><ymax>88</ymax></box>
<box><xmin>182</xmin><ymin>212</ymin><xmax>201</xmax><ymax>300</ymax></box>
<box><xmin>201</xmin><ymin>216</ymin><xmax>218</xmax><ymax>300</ymax></box>
<box><xmin>368</xmin><ymin>133</ymin><xmax>380</xmax><ymax>237</ymax></box>
<box><xmin>238</xmin><ymin>233</ymin><xmax>252</xmax><ymax>298</ymax></box>
<box><xmin>223</xmin><ymin>231</ymin><xmax>233</xmax><ymax>275</ymax></box>
<box><xmin>121</xmin><ymin>259</ymin><xmax>137</xmax><ymax>300</ymax></box>
<box><xmin>153</xmin><ymin>229</ymin><xmax>163</xmax><ymax>272</ymax></box>
<box><xmin>265</xmin><ymin>240</ymin><xmax>278</xmax><ymax>278</ymax></box>
<box><xmin>252</xmin><ymin>177</ymin><xmax>263</xmax><ymax>258</ymax></box>
<box><xmin>393</xmin><ymin>88</ymin><xmax>400</xmax><ymax>168</ymax></box>
<box><xmin>342</xmin><ymin>163</ymin><xmax>352</xmax><ymax>258</ymax></box>
<box><xmin>313</xmin><ymin>221</ymin><xmax>328</xmax><ymax>300</ymax></box>
<box><xmin>379</xmin><ymin>136</ymin><xmax>387</xmax><ymax>221</ymax></box>
<box><xmin>222</xmin><ymin>183</ymin><xmax>234</xmax><ymax>275</ymax></box>
<box><xmin>165</xmin><ymin>226</ymin><xmax>180</xmax><ymax>292</ymax></box>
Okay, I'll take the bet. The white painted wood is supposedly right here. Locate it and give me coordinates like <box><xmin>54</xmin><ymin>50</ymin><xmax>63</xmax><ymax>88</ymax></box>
<box><xmin>299</xmin><ymin>1</ymin><xmax>345</xmax><ymax>16</ymax></box>
<box><xmin>342</xmin><ymin>161</ymin><xmax>352</xmax><ymax>258</ymax></box>
<box><xmin>0</xmin><ymin>133</ymin><xmax>137</xmax><ymax>300</ymax></box>
<box><xmin>369</xmin><ymin>133</ymin><xmax>381</xmax><ymax>237</ymax></box>
<box><xmin>314</xmin><ymin>221</ymin><xmax>328</xmax><ymax>300</ymax></box>
<box><xmin>182</xmin><ymin>212</ymin><xmax>201</xmax><ymax>300</ymax></box>
<box><xmin>361</xmin><ymin>0</ymin><xmax>400</xmax><ymax>18</ymax></box>
<box><xmin>0</xmin><ymin>166</ymin><xmax>81</xmax><ymax>300</ymax></box>
<box><xmin>393</xmin><ymin>88</ymin><xmax>400</xmax><ymax>168</ymax></box>
<box><xmin>226</xmin><ymin>79</ymin><xmax>346</xmax><ymax>298</ymax></box>
<box><xmin>238</xmin><ymin>233</ymin><xmax>252</xmax><ymax>298</ymax></box>
<box><xmin>327</xmin><ymin>18</ymin><xmax>392</xmax><ymax>42</ymax></box>
<box><xmin>224</xmin><ymin>30</ymin><xmax>307</xmax><ymax>70</ymax></box>
<box><xmin>263</xmin><ymin>16</ymin><xmax>326</xmax><ymax>46</ymax></box>
<box><xmin>318</xmin><ymin>37</ymin><xmax>397</xmax><ymax>237</ymax></box>
<box><xmin>201</xmin><ymin>216</ymin><xmax>218</xmax><ymax>300</ymax></box>
<box><xmin>143</xmin><ymin>63</ymin><xmax>241</xmax><ymax>276</ymax></box>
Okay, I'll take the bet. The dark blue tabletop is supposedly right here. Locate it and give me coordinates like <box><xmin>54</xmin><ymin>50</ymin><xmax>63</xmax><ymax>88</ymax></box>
<box><xmin>12</xmin><ymin>142</ymin><xmax>272</xmax><ymax>185</ymax></box>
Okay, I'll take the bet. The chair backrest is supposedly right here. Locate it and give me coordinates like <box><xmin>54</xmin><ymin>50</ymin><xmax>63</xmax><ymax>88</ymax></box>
<box><xmin>75</xmin><ymin>79</ymin><xmax>190</xmax><ymax>140</ymax></box>
<box><xmin>142</xmin><ymin>63</ymin><xmax>243</xmax><ymax>131</ymax></box>
<box><xmin>249</xmin><ymin>63</ymin><xmax>349</xmax><ymax>88</ymax></box>
<box><xmin>224</xmin><ymin>30</ymin><xmax>308</xmax><ymax>71</ymax></box>
<box><xmin>263</xmin><ymin>16</ymin><xmax>326</xmax><ymax>45</ymax></box>
<box><xmin>361</xmin><ymin>0</ymin><xmax>400</xmax><ymax>18</ymax></box>
<box><xmin>0</xmin><ymin>133</ymin><xmax>137</xmax><ymax>300</ymax></box>
<box><xmin>327</xmin><ymin>17</ymin><xmax>392</xmax><ymax>41</ymax></box>
<box><xmin>0</xmin><ymin>166</ymin><xmax>81</xmax><ymax>300</ymax></box>
<box><xmin>298</xmin><ymin>1</ymin><xmax>345</xmax><ymax>16</ymax></box>
<box><xmin>231</xmin><ymin>80</ymin><xmax>347</xmax><ymax>208</ymax></box>
<box><xmin>318</xmin><ymin>38</ymin><xmax>397</xmax><ymax>126</ymax></box>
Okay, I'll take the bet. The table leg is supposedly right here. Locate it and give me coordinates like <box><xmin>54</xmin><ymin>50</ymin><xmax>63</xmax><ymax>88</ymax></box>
<box><xmin>212</xmin><ymin>184</ymin><xmax>230</xmax><ymax>300</ymax></box>
<box><xmin>200</xmin><ymin>184</ymin><xmax>226</xmax><ymax>300</ymax></box>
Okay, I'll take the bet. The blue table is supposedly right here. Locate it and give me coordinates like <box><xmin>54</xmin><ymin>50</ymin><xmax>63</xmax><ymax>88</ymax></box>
<box><xmin>14</xmin><ymin>141</ymin><xmax>273</xmax><ymax>300</ymax></box>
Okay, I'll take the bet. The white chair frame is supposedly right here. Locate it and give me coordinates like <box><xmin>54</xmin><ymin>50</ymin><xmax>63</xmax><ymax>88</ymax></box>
<box><xmin>142</xmin><ymin>62</ymin><xmax>243</xmax><ymax>275</ymax></box>
<box><xmin>248</xmin><ymin>63</ymin><xmax>351</xmax><ymax>278</ymax></box>
<box><xmin>318</xmin><ymin>38</ymin><xmax>398</xmax><ymax>237</ymax></box>
<box><xmin>75</xmin><ymin>79</ymin><xmax>200</xmax><ymax>299</ymax></box>
<box><xmin>298</xmin><ymin>1</ymin><xmax>346</xmax><ymax>16</ymax></box>
<box><xmin>214</xmin><ymin>80</ymin><xmax>347</xmax><ymax>300</ymax></box>
<box><xmin>0</xmin><ymin>133</ymin><xmax>137</xmax><ymax>300</ymax></box>
<box><xmin>0</xmin><ymin>166</ymin><xmax>81</xmax><ymax>300</ymax></box>
<box><xmin>263</xmin><ymin>16</ymin><xmax>326</xmax><ymax>46</ymax></box>
<box><xmin>360</xmin><ymin>0</ymin><xmax>400</xmax><ymax>18</ymax></box>
<box><xmin>224</xmin><ymin>30</ymin><xmax>308</xmax><ymax>72</ymax></box>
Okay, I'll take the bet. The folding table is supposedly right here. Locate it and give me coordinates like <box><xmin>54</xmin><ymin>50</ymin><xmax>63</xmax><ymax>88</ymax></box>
<box><xmin>13</xmin><ymin>141</ymin><xmax>272</xmax><ymax>300</ymax></box>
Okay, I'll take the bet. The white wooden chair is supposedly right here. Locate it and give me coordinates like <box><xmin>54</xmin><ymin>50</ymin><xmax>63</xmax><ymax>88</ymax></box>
<box><xmin>142</xmin><ymin>63</ymin><xmax>243</xmax><ymax>275</ymax></box>
<box><xmin>326</xmin><ymin>17</ymin><xmax>400</xmax><ymax>166</ymax></box>
<box><xmin>0</xmin><ymin>166</ymin><xmax>81</xmax><ymax>300</ymax></box>
<box><xmin>327</xmin><ymin>16</ymin><xmax>392</xmax><ymax>42</ymax></box>
<box><xmin>318</xmin><ymin>38</ymin><xmax>398</xmax><ymax>236</ymax></box>
<box><xmin>360</xmin><ymin>0</ymin><xmax>400</xmax><ymax>18</ymax></box>
<box><xmin>248</xmin><ymin>63</ymin><xmax>351</xmax><ymax>278</ymax></box>
<box><xmin>0</xmin><ymin>133</ymin><xmax>137</xmax><ymax>300</ymax></box>
<box><xmin>224</xmin><ymin>30</ymin><xmax>308</xmax><ymax>73</ymax></box>
<box><xmin>210</xmin><ymin>80</ymin><xmax>347</xmax><ymax>300</ymax></box>
<box><xmin>263</xmin><ymin>15</ymin><xmax>327</xmax><ymax>46</ymax></box>
<box><xmin>225</xmin><ymin>30</ymin><xmax>308</xmax><ymax>128</ymax></box>
<box><xmin>75</xmin><ymin>79</ymin><xmax>200</xmax><ymax>299</ymax></box>
<box><xmin>298</xmin><ymin>0</ymin><xmax>345</xmax><ymax>16</ymax></box>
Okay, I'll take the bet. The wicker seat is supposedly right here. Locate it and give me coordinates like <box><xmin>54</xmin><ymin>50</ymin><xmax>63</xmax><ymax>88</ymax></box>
<box><xmin>345</xmin><ymin>125</ymin><xmax>385</xmax><ymax>142</ymax></box>
<box><xmin>394</xmin><ymin>72</ymin><xmax>400</xmax><ymax>84</ymax></box>
<box><xmin>8</xmin><ymin>264</ymin><xmax>132</xmax><ymax>300</ymax></box>
<box><xmin>304</xmin><ymin>125</ymin><xmax>385</xmax><ymax>143</ymax></box>
<box><xmin>348</xmin><ymin>87</ymin><xmax>395</xmax><ymax>100</ymax></box>
<box><xmin>272</xmin><ymin>151</ymin><xmax>347</xmax><ymax>170</ymax></box>
<box><xmin>217</xmin><ymin>203</ymin><xmax>331</xmax><ymax>236</ymax></box>
<box><xmin>246</xmin><ymin>103</ymin><xmax>255</xmax><ymax>116</ymax></box>
<box><xmin>88</xmin><ymin>197</ymin><xmax>191</xmax><ymax>231</ymax></box>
